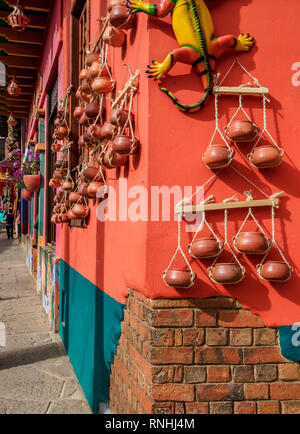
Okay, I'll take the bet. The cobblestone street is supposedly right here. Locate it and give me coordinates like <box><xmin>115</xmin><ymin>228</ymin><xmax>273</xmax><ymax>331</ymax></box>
<box><xmin>0</xmin><ymin>229</ymin><xmax>91</xmax><ymax>414</ymax></box>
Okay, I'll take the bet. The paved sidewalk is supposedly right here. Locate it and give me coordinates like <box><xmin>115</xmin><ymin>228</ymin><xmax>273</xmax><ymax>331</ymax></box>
<box><xmin>0</xmin><ymin>229</ymin><xmax>92</xmax><ymax>414</ymax></box>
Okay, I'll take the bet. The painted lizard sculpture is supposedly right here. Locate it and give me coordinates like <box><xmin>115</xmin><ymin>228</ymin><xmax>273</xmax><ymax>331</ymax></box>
<box><xmin>129</xmin><ymin>0</ymin><xmax>255</xmax><ymax>112</ymax></box>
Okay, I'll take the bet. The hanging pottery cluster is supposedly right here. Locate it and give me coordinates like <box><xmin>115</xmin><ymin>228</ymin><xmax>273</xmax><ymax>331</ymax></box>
<box><xmin>104</xmin><ymin>0</ymin><xmax>136</xmax><ymax>47</ymax></box>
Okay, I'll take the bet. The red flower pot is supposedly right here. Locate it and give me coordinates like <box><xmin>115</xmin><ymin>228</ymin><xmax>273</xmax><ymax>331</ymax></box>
<box><xmin>21</xmin><ymin>189</ymin><xmax>32</xmax><ymax>201</ymax></box>
<box><xmin>23</xmin><ymin>173</ymin><xmax>41</xmax><ymax>193</ymax></box>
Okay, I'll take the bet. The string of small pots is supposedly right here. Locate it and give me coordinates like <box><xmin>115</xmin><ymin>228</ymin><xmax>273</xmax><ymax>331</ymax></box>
<box><xmin>163</xmin><ymin>60</ymin><xmax>293</xmax><ymax>289</ymax></box>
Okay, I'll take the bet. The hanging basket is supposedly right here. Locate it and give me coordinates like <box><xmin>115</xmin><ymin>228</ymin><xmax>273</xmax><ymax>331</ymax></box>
<box><xmin>7</xmin><ymin>78</ymin><xmax>21</xmax><ymax>96</ymax></box>
<box><xmin>7</xmin><ymin>4</ymin><xmax>30</xmax><ymax>32</ymax></box>
<box><xmin>23</xmin><ymin>173</ymin><xmax>41</xmax><ymax>193</ymax></box>
<box><xmin>7</xmin><ymin>115</ymin><xmax>17</xmax><ymax>128</ymax></box>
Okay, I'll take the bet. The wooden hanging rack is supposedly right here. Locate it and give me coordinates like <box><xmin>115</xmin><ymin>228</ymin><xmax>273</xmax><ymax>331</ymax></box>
<box><xmin>213</xmin><ymin>85</ymin><xmax>269</xmax><ymax>96</ymax></box>
<box><xmin>111</xmin><ymin>70</ymin><xmax>140</xmax><ymax>109</ymax></box>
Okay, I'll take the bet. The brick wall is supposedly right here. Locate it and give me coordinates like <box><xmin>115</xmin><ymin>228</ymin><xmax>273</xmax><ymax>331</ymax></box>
<box><xmin>109</xmin><ymin>288</ymin><xmax>300</xmax><ymax>414</ymax></box>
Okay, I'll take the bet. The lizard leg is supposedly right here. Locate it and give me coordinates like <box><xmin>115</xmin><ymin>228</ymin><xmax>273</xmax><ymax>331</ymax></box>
<box><xmin>235</xmin><ymin>33</ymin><xmax>255</xmax><ymax>52</ymax></box>
<box><xmin>146</xmin><ymin>46</ymin><xmax>199</xmax><ymax>80</ymax></box>
<box><xmin>210</xmin><ymin>34</ymin><xmax>255</xmax><ymax>57</ymax></box>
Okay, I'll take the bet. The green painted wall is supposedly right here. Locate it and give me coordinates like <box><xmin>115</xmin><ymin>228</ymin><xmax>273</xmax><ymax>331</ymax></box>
<box><xmin>59</xmin><ymin>260</ymin><xmax>125</xmax><ymax>413</ymax></box>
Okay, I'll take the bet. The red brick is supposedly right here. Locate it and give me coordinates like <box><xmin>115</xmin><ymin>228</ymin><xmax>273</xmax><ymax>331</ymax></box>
<box><xmin>174</xmin><ymin>366</ymin><xmax>183</xmax><ymax>382</ymax></box>
<box><xmin>146</xmin><ymin>309</ymin><xmax>193</xmax><ymax>327</ymax></box>
<box><xmin>254</xmin><ymin>328</ymin><xmax>277</xmax><ymax>346</ymax></box>
<box><xmin>152</xmin><ymin>384</ymin><xmax>194</xmax><ymax>402</ymax></box>
<box><xmin>150</xmin><ymin>297</ymin><xmax>234</xmax><ymax>309</ymax></box>
<box><xmin>129</xmin><ymin>344</ymin><xmax>153</xmax><ymax>382</ymax></box>
<box><xmin>182</xmin><ymin>328</ymin><xmax>205</xmax><ymax>346</ymax></box>
<box><xmin>151</xmin><ymin>328</ymin><xmax>174</xmax><ymax>347</ymax></box>
<box><xmin>210</xmin><ymin>402</ymin><xmax>233</xmax><ymax>414</ymax></box>
<box><xmin>175</xmin><ymin>403</ymin><xmax>185</xmax><ymax>414</ymax></box>
<box><xmin>129</xmin><ymin>297</ymin><xmax>146</xmax><ymax>319</ymax></box>
<box><xmin>257</xmin><ymin>401</ymin><xmax>280</xmax><ymax>414</ymax></box>
<box><xmin>244</xmin><ymin>347</ymin><xmax>288</xmax><ymax>364</ymax></box>
<box><xmin>218</xmin><ymin>310</ymin><xmax>265</xmax><ymax>328</ymax></box>
<box><xmin>230</xmin><ymin>328</ymin><xmax>253</xmax><ymax>346</ymax></box>
<box><xmin>281</xmin><ymin>401</ymin><xmax>300</xmax><ymax>414</ymax></box>
<box><xmin>129</xmin><ymin>313</ymin><xmax>152</xmax><ymax>341</ymax></box>
<box><xmin>174</xmin><ymin>329</ymin><xmax>182</xmax><ymax>346</ymax></box>
<box><xmin>195</xmin><ymin>310</ymin><xmax>217</xmax><ymax>326</ymax></box>
<box><xmin>195</xmin><ymin>347</ymin><xmax>242</xmax><ymax>364</ymax></box>
<box><xmin>184</xmin><ymin>366</ymin><xmax>206</xmax><ymax>383</ymax></box>
<box><xmin>234</xmin><ymin>401</ymin><xmax>256</xmax><ymax>414</ymax></box>
<box><xmin>206</xmin><ymin>328</ymin><xmax>228</xmax><ymax>346</ymax></box>
<box><xmin>152</xmin><ymin>403</ymin><xmax>175</xmax><ymax>414</ymax></box>
<box><xmin>244</xmin><ymin>384</ymin><xmax>269</xmax><ymax>400</ymax></box>
<box><xmin>207</xmin><ymin>366</ymin><xmax>230</xmax><ymax>383</ymax></box>
<box><xmin>185</xmin><ymin>402</ymin><xmax>209</xmax><ymax>414</ymax></box>
<box><xmin>196</xmin><ymin>384</ymin><xmax>243</xmax><ymax>401</ymax></box>
<box><xmin>270</xmin><ymin>383</ymin><xmax>300</xmax><ymax>400</ymax></box>
<box><xmin>254</xmin><ymin>365</ymin><xmax>277</xmax><ymax>382</ymax></box>
<box><xmin>278</xmin><ymin>364</ymin><xmax>300</xmax><ymax>381</ymax></box>
<box><xmin>152</xmin><ymin>366</ymin><xmax>175</xmax><ymax>384</ymax></box>
<box><xmin>145</xmin><ymin>346</ymin><xmax>194</xmax><ymax>365</ymax></box>
<box><xmin>233</xmin><ymin>366</ymin><xmax>254</xmax><ymax>383</ymax></box>
<box><xmin>196</xmin><ymin>297</ymin><xmax>236</xmax><ymax>309</ymax></box>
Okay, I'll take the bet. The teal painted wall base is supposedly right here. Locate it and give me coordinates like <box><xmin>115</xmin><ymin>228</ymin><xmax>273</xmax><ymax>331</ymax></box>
<box><xmin>59</xmin><ymin>260</ymin><xmax>125</xmax><ymax>413</ymax></box>
<box><xmin>279</xmin><ymin>325</ymin><xmax>300</xmax><ymax>362</ymax></box>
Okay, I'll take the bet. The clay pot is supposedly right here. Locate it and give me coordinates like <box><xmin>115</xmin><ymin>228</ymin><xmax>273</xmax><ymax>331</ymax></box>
<box><xmin>103</xmin><ymin>25</ymin><xmax>125</xmax><ymax>47</ymax></box>
<box><xmin>62</xmin><ymin>180</ymin><xmax>74</xmax><ymax>192</ymax></box>
<box><xmin>110</xmin><ymin>108</ymin><xmax>133</xmax><ymax>126</ymax></box>
<box><xmin>51</xmin><ymin>214</ymin><xmax>58</xmax><ymax>224</ymax></box>
<box><xmin>102</xmin><ymin>148</ymin><xmax>128</xmax><ymax>168</ymax></box>
<box><xmin>60</xmin><ymin>214</ymin><xmax>69</xmax><ymax>224</ymax></box>
<box><xmin>89</xmin><ymin>61</ymin><xmax>110</xmax><ymax>78</ymax></box>
<box><xmin>259</xmin><ymin>261</ymin><xmax>291</xmax><ymax>282</ymax></box>
<box><xmin>250</xmin><ymin>145</ymin><xmax>283</xmax><ymax>168</ymax></box>
<box><xmin>91</xmin><ymin>77</ymin><xmax>114</xmax><ymax>95</ymax></box>
<box><xmin>73</xmin><ymin>106</ymin><xmax>84</xmax><ymax>119</ymax></box>
<box><xmin>209</xmin><ymin>263</ymin><xmax>244</xmax><ymax>284</ymax></box>
<box><xmin>85</xmin><ymin>51</ymin><xmax>99</xmax><ymax>67</ymax></box>
<box><xmin>21</xmin><ymin>189</ymin><xmax>31</xmax><ymax>201</ymax></box>
<box><xmin>80</xmin><ymin>78</ymin><xmax>90</xmax><ymax>92</ymax></box>
<box><xmin>77</xmin><ymin>183</ymin><xmax>90</xmax><ymax>197</ymax></box>
<box><xmin>49</xmin><ymin>178</ymin><xmax>61</xmax><ymax>189</ymax></box>
<box><xmin>83</xmin><ymin>131</ymin><xmax>93</xmax><ymax>146</ymax></box>
<box><xmin>163</xmin><ymin>269</ymin><xmax>196</xmax><ymax>288</ymax></box>
<box><xmin>112</xmin><ymin>135</ymin><xmax>139</xmax><ymax>155</ymax></box>
<box><xmin>55</xmin><ymin>126</ymin><xmax>69</xmax><ymax>139</ymax></box>
<box><xmin>78</xmin><ymin>135</ymin><xmax>86</xmax><ymax>148</ymax></box>
<box><xmin>109</xmin><ymin>5</ymin><xmax>136</xmax><ymax>29</ymax></box>
<box><xmin>87</xmin><ymin>124</ymin><xmax>103</xmax><ymax>140</ymax></box>
<box><xmin>72</xmin><ymin>204</ymin><xmax>89</xmax><ymax>218</ymax></box>
<box><xmin>69</xmin><ymin>192</ymin><xmax>83</xmax><ymax>203</ymax></box>
<box><xmin>53</xmin><ymin>142</ymin><xmax>62</xmax><ymax>152</ymax></box>
<box><xmin>67</xmin><ymin>209</ymin><xmax>77</xmax><ymax>220</ymax></box>
<box><xmin>53</xmin><ymin>169</ymin><xmax>67</xmax><ymax>180</ymax></box>
<box><xmin>87</xmin><ymin>181</ymin><xmax>103</xmax><ymax>197</ymax></box>
<box><xmin>225</xmin><ymin>120</ymin><xmax>259</xmax><ymax>142</ymax></box>
<box><xmin>189</xmin><ymin>238</ymin><xmax>222</xmax><ymax>259</ymax></box>
<box><xmin>23</xmin><ymin>173</ymin><xmax>41</xmax><ymax>193</ymax></box>
<box><xmin>85</xmin><ymin>102</ymin><xmax>100</xmax><ymax>119</ymax></box>
<box><xmin>79</xmin><ymin>68</ymin><xmax>89</xmax><ymax>81</ymax></box>
<box><xmin>83</xmin><ymin>166</ymin><xmax>99</xmax><ymax>180</ymax></box>
<box><xmin>79</xmin><ymin>112</ymin><xmax>89</xmax><ymax>126</ymax></box>
<box><xmin>107</xmin><ymin>0</ymin><xmax>125</xmax><ymax>12</ymax></box>
<box><xmin>234</xmin><ymin>232</ymin><xmax>270</xmax><ymax>255</ymax></box>
<box><xmin>76</xmin><ymin>87</ymin><xmax>91</xmax><ymax>103</ymax></box>
<box><xmin>202</xmin><ymin>145</ymin><xmax>234</xmax><ymax>169</ymax></box>
<box><xmin>101</xmin><ymin>121</ymin><xmax>117</xmax><ymax>139</ymax></box>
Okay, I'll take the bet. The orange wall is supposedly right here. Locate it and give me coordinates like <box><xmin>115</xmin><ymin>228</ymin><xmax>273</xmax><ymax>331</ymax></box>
<box><xmin>60</xmin><ymin>0</ymin><xmax>300</xmax><ymax>327</ymax></box>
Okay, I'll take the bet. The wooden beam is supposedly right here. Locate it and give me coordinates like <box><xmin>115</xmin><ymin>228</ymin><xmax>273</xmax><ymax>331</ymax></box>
<box><xmin>0</xmin><ymin>11</ymin><xmax>47</xmax><ymax>29</ymax></box>
<box><xmin>0</xmin><ymin>27</ymin><xmax>43</xmax><ymax>45</ymax></box>
<box><xmin>175</xmin><ymin>199</ymin><xmax>279</xmax><ymax>214</ymax></box>
<box><xmin>0</xmin><ymin>42</ymin><xmax>41</xmax><ymax>58</ymax></box>
<box><xmin>5</xmin><ymin>0</ymin><xmax>50</xmax><ymax>12</ymax></box>
<box><xmin>0</xmin><ymin>55</ymin><xmax>38</xmax><ymax>69</ymax></box>
<box><xmin>213</xmin><ymin>85</ymin><xmax>269</xmax><ymax>96</ymax></box>
<box><xmin>6</xmin><ymin>68</ymin><xmax>36</xmax><ymax>80</ymax></box>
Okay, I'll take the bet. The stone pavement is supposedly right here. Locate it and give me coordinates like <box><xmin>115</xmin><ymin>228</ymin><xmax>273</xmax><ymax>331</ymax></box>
<box><xmin>0</xmin><ymin>228</ymin><xmax>92</xmax><ymax>414</ymax></box>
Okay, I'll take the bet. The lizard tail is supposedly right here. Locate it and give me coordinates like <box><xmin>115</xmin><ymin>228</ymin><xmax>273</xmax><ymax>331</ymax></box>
<box><xmin>160</xmin><ymin>86</ymin><xmax>212</xmax><ymax>113</ymax></box>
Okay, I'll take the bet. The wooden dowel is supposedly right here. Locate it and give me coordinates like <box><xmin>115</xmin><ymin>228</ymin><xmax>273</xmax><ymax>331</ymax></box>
<box><xmin>213</xmin><ymin>86</ymin><xmax>269</xmax><ymax>96</ymax></box>
<box><xmin>175</xmin><ymin>198</ymin><xmax>279</xmax><ymax>214</ymax></box>
<box><xmin>111</xmin><ymin>70</ymin><xmax>140</xmax><ymax>109</ymax></box>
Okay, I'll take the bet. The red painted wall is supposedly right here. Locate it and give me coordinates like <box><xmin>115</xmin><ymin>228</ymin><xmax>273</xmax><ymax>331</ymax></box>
<box><xmin>60</xmin><ymin>0</ymin><xmax>300</xmax><ymax>327</ymax></box>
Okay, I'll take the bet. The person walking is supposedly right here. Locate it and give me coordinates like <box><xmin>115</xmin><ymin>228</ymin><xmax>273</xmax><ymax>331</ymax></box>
<box><xmin>5</xmin><ymin>209</ymin><xmax>14</xmax><ymax>240</ymax></box>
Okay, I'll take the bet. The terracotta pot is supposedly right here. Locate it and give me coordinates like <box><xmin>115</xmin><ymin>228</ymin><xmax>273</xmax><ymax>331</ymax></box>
<box><xmin>87</xmin><ymin>181</ymin><xmax>103</xmax><ymax>197</ymax></box>
<box><xmin>51</xmin><ymin>214</ymin><xmax>58</xmax><ymax>224</ymax></box>
<box><xmin>202</xmin><ymin>144</ymin><xmax>234</xmax><ymax>169</ymax></box>
<box><xmin>79</xmin><ymin>68</ymin><xmax>89</xmax><ymax>81</ymax></box>
<box><xmin>259</xmin><ymin>261</ymin><xmax>291</xmax><ymax>282</ymax></box>
<box><xmin>76</xmin><ymin>87</ymin><xmax>91</xmax><ymax>103</ymax></box>
<box><xmin>109</xmin><ymin>5</ymin><xmax>135</xmax><ymax>29</ymax></box>
<box><xmin>69</xmin><ymin>192</ymin><xmax>83</xmax><ymax>203</ymax></box>
<box><xmin>80</xmin><ymin>78</ymin><xmax>90</xmax><ymax>93</ymax></box>
<box><xmin>78</xmin><ymin>135</ymin><xmax>86</xmax><ymax>148</ymax></box>
<box><xmin>53</xmin><ymin>142</ymin><xmax>62</xmax><ymax>152</ymax></box>
<box><xmin>91</xmin><ymin>77</ymin><xmax>114</xmax><ymax>95</ymax></box>
<box><xmin>225</xmin><ymin>120</ymin><xmax>259</xmax><ymax>142</ymax></box>
<box><xmin>83</xmin><ymin>166</ymin><xmax>99</xmax><ymax>180</ymax></box>
<box><xmin>72</xmin><ymin>204</ymin><xmax>89</xmax><ymax>218</ymax></box>
<box><xmin>101</xmin><ymin>121</ymin><xmax>117</xmax><ymax>139</ymax></box>
<box><xmin>112</xmin><ymin>135</ymin><xmax>139</xmax><ymax>155</ymax></box>
<box><xmin>209</xmin><ymin>263</ymin><xmax>244</xmax><ymax>284</ymax></box>
<box><xmin>49</xmin><ymin>178</ymin><xmax>60</xmax><ymax>189</ymax></box>
<box><xmin>62</xmin><ymin>180</ymin><xmax>73</xmax><ymax>192</ymax></box>
<box><xmin>234</xmin><ymin>232</ymin><xmax>270</xmax><ymax>255</ymax></box>
<box><xmin>77</xmin><ymin>183</ymin><xmax>90</xmax><ymax>197</ymax></box>
<box><xmin>85</xmin><ymin>102</ymin><xmax>100</xmax><ymax>119</ymax></box>
<box><xmin>89</xmin><ymin>61</ymin><xmax>110</xmax><ymax>78</ymax></box>
<box><xmin>67</xmin><ymin>209</ymin><xmax>77</xmax><ymax>220</ymax></box>
<box><xmin>85</xmin><ymin>51</ymin><xmax>99</xmax><ymax>67</ymax></box>
<box><xmin>60</xmin><ymin>214</ymin><xmax>69</xmax><ymax>223</ymax></box>
<box><xmin>164</xmin><ymin>269</ymin><xmax>196</xmax><ymax>288</ymax></box>
<box><xmin>102</xmin><ymin>148</ymin><xmax>128</xmax><ymax>168</ymax></box>
<box><xmin>79</xmin><ymin>112</ymin><xmax>89</xmax><ymax>127</ymax></box>
<box><xmin>87</xmin><ymin>124</ymin><xmax>103</xmax><ymax>140</ymax></box>
<box><xmin>107</xmin><ymin>0</ymin><xmax>125</xmax><ymax>12</ymax></box>
<box><xmin>110</xmin><ymin>108</ymin><xmax>133</xmax><ymax>126</ymax></box>
<box><xmin>55</xmin><ymin>126</ymin><xmax>69</xmax><ymax>139</ymax></box>
<box><xmin>189</xmin><ymin>238</ymin><xmax>222</xmax><ymax>259</ymax></box>
<box><xmin>250</xmin><ymin>145</ymin><xmax>283</xmax><ymax>168</ymax></box>
<box><xmin>21</xmin><ymin>189</ymin><xmax>31</xmax><ymax>201</ymax></box>
<box><xmin>103</xmin><ymin>25</ymin><xmax>125</xmax><ymax>47</ymax></box>
<box><xmin>53</xmin><ymin>169</ymin><xmax>67</xmax><ymax>180</ymax></box>
<box><xmin>23</xmin><ymin>173</ymin><xmax>41</xmax><ymax>193</ymax></box>
<box><xmin>83</xmin><ymin>131</ymin><xmax>93</xmax><ymax>146</ymax></box>
<box><xmin>73</xmin><ymin>106</ymin><xmax>84</xmax><ymax>119</ymax></box>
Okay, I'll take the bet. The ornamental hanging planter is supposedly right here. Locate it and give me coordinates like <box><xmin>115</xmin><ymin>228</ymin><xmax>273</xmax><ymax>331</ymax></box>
<box><xmin>7</xmin><ymin>114</ymin><xmax>17</xmax><ymax>128</ymax></box>
<box><xmin>23</xmin><ymin>173</ymin><xmax>41</xmax><ymax>193</ymax></box>
<box><xmin>7</xmin><ymin>77</ymin><xmax>21</xmax><ymax>96</ymax></box>
<box><xmin>7</xmin><ymin>2</ymin><xmax>30</xmax><ymax>32</ymax></box>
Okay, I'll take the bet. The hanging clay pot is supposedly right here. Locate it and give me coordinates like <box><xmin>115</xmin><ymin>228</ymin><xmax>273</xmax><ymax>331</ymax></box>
<box><xmin>109</xmin><ymin>5</ymin><xmax>136</xmax><ymax>29</ymax></box>
<box><xmin>62</xmin><ymin>180</ymin><xmax>73</xmax><ymax>192</ymax></box>
<box><xmin>202</xmin><ymin>145</ymin><xmax>234</xmax><ymax>169</ymax></box>
<box><xmin>225</xmin><ymin>120</ymin><xmax>259</xmax><ymax>142</ymax></box>
<box><xmin>89</xmin><ymin>61</ymin><xmax>110</xmax><ymax>78</ymax></box>
<box><xmin>78</xmin><ymin>183</ymin><xmax>90</xmax><ymax>197</ymax></box>
<box><xmin>49</xmin><ymin>178</ymin><xmax>60</xmax><ymax>189</ymax></box>
<box><xmin>23</xmin><ymin>173</ymin><xmax>41</xmax><ymax>193</ymax></box>
<box><xmin>55</xmin><ymin>126</ymin><xmax>69</xmax><ymax>139</ymax></box>
<box><xmin>209</xmin><ymin>263</ymin><xmax>244</xmax><ymax>284</ymax></box>
<box><xmin>76</xmin><ymin>87</ymin><xmax>91</xmax><ymax>103</ymax></box>
<box><xmin>73</xmin><ymin>106</ymin><xmax>84</xmax><ymax>119</ymax></box>
<box><xmin>79</xmin><ymin>112</ymin><xmax>89</xmax><ymax>126</ymax></box>
<box><xmin>69</xmin><ymin>192</ymin><xmax>83</xmax><ymax>203</ymax></box>
<box><xmin>83</xmin><ymin>131</ymin><xmax>93</xmax><ymax>145</ymax></box>
<box><xmin>250</xmin><ymin>145</ymin><xmax>283</xmax><ymax>168</ymax></box>
<box><xmin>110</xmin><ymin>108</ymin><xmax>133</xmax><ymax>127</ymax></box>
<box><xmin>112</xmin><ymin>135</ymin><xmax>139</xmax><ymax>155</ymax></box>
<box><xmin>259</xmin><ymin>261</ymin><xmax>291</xmax><ymax>282</ymax></box>
<box><xmin>79</xmin><ymin>68</ymin><xmax>89</xmax><ymax>81</ymax></box>
<box><xmin>102</xmin><ymin>148</ymin><xmax>128</xmax><ymax>169</ymax></box>
<box><xmin>21</xmin><ymin>189</ymin><xmax>31</xmax><ymax>201</ymax></box>
<box><xmin>107</xmin><ymin>0</ymin><xmax>125</xmax><ymax>12</ymax></box>
<box><xmin>85</xmin><ymin>102</ymin><xmax>100</xmax><ymax>119</ymax></box>
<box><xmin>87</xmin><ymin>182</ymin><xmax>103</xmax><ymax>198</ymax></box>
<box><xmin>53</xmin><ymin>169</ymin><xmax>67</xmax><ymax>180</ymax></box>
<box><xmin>92</xmin><ymin>77</ymin><xmax>114</xmax><ymax>95</ymax></box>
<box><xmin>67</xmin><ymin>209</ymin><xmax>77</xmax><ymax>220</ymax></box>
<box><xmin>83</xmin><ymin>166</ymin><xmax>99</xmax><ymax>180</ymax></box>
<box><xmin>85</xmin><ymin>51</ymin><xmax>99</xmax><ymax>67</ymax></box>
<box><xmin>234</xmin><ymin>232</ymin><xmax>270</xmax><ymax>255</ymax></box>
<box><xmin>164</xmin><ymin>269</ymin><xmax>196</xmax><ymax>288</ymax></box>
<box><xmin>80</xmin><ymin>78</ymin><xmax>91</xmax><ymax>93</ymax></box>
<box><xmin>103</xmin><ymin>25</ymin><xmax>125</xmax><ymax>47</ymax></box>
<box><xmin>87</xmin><ymin>124</ymin><xmax>103</xmax><ymax>140</ymax></box>
<box><xmin>51</xmin><ymin>215</ymin><xmax>58</xmax><ymax>224</ymax></box>
<box><xmin>101</xmin><ymin>121</ymin><xmax>117</xmax><ymax>139</ymax></box>
<box><xmin>60</xmin><ymin>214</ymin><xmax>69</xmax><ymax>224</ymax></box>
<box><xmin>189</xmin><ymin>238</ymin><xmax>222</xmax><ymax>259</ymax></box>
<box><xmin>53</xmin><ymin>142</ymin><xmax>62</xmax><ymax>152</ymax></box>
<box><xmin>72</xmin><ymin>204</ymin><xmax>89</xmax><ymax>218</ymax></box>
